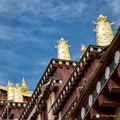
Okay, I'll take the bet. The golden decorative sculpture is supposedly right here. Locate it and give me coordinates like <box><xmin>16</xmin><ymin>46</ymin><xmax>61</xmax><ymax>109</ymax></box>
<box><xmin>93</xmin><ymin>14</ymin><xmax>115</xmax><ymax>46</ymax></box>
<box><xmin>7</xmin><ymin>81</ymin><xmax>14</xmax><ymax>101</ymax></box>
<box><xmin>81</xmin><ymin>44</ymin><xmax>87</xmax><ymax>54</ymax></box>
<box><xmin>21</xmin><ymin>78</ymin><xmax>28</xmax><ymax>91</ymax></box>
<box><xmin>14</xmin><ymin>83</ymin><xmax>23</xmax><ymax>102</ymax></box>
<box><xmin>55</xmin><ymin>38</ymin><xmax>71</xmax><ymax>60</ymax></box>
<box><xmin>0</xmin><ymin>78</ymin><xmax>32</xmax><ymax>102</ymax></box>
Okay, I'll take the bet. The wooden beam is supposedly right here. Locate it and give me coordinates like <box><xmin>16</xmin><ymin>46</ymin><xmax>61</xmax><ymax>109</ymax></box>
<box><xmin>117</xmin><ymin>64</ymin><xmax>120</xmax><ymax>77</ymax></box>
<box><xmin>107</xmin><ymin>79</ymin><xmax>120</xmax><ymax>93</ymax></box>
<box><xmin>53</xmin><ymin>109</ymin><xmax>59</xmax><ymax>115</ymax></box>
<box><xmin>86</xmin><ymin>56</ymin><xmax>92</xmax><ymax>62</ymax></box>
<box><xmin>51</xmin><ymin>83</ymin><xmax>61</xmax><ymax>92</ymax></box>
<box><xmin>71</xmin><ymin>81</ymin><xmax>77</xmax><ymax>86</ymax></box>
<box><xmin>69</xmin><ymin>86</ymin><xmax>74</xmax><ymax>90</ymax></box>
<box><xmin>98</xmin><ymin>94</ymin><xmax>120</xmax><ymax>107</ymax></box>
<box><xmin>83</xmin><ymin>61</ymin><xmax>90</xmax><ymax>67</ymax></box>
<box><xmin>77</xmin><ymin>71</ymin><xmax>83</xmax><ymax>77</ymax></box>
<box><xmin>80</xmin><ymin>66</ymin><xmax>86</xmax><ymax>71</ymax></box>
<box><xmin>66</xmin><ymin>90</ymin><xmax>71</xmax><ymax>95</ymax></box>
<box><xmin>89</xmin><ymin>51</ymin><xmax>96</xmax><ymax>57</ymax></box>
<box><xmin>90</xmin><ymin>107</ymin><xmax>103</xmax><ymax>120</ymax></box>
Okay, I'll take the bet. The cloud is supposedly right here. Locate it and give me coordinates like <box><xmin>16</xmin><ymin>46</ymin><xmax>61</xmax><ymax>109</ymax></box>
<box><xmin>100</xmin><ymin>0</ymin><xmax>120</xmax><ymax>31</ymax></box>
<box><xmin>0</xmin><ymin>0</ymin><xmax>88</xmax><ymax>49</ymax></box>
<box><xmin>40</xmin><ymin>0</ymin><xmax>87</xmax><ymax>21</ymax></box>
<box><xmin>97</xmin><ymin>0</ymin><xmax>120</xmax><ymax>15</ymax></box>
<box><xmin>0</xmin><ymin>0</ymin><xmax>87</xmax><ymax>22</ymax></box>
<box><xmin>0</xmin><ymin>0</ymin><xmax>119</xmax><ymax>91</ymax></box>
<box><xmin>0</xmin><ymin>23</ymin><xmax>56</xmax><ymax>46</ymax></box>
<box><xmin>37</xmin><ymin>60</ymin><xmax>50</xmax><ymax>66</ymax></box>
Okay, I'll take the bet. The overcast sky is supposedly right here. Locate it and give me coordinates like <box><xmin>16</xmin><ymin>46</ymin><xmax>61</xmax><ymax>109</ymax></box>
<box><xmin>0</xmin><ymin>0</ymin><xmax>120</xmax><ymax>91</ymax></box>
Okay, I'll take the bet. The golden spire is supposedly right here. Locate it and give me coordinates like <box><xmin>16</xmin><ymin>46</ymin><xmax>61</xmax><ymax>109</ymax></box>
<box><xmin>16</xmin><ymin>83</ymin><xmax>20</xmax><ymax>88</ymax></box>
<box><xmin>14</xmin><ymin>83</ymin><xmax>23</xmax><ymax>102</ymax></box>
<box><xmin>81</xmin><ymin>44</ymin><xmax>87</xmax><ymax>54</ymax></box>
<box><xmin>7</xmin><ymin>81</ymin><xmax>14</xmax><ymax>101</ymax></box>
<box><xmin>97</xmin><ymin>14</ymin><xmax>107</xmax><ymax>22</ymax></box>
<box><xmin>55</xmin><ymin>38</ymin><xmax>71</xmax><ymax>60</ymax></box>
<box><xmin>93</xmin><ymin>14</ymin><xmax>115</xmax><ymax>46</ymax></box>
<box><xmin>7</xmin><ymin>81</ymin><xmax>13</xmax><ymax>87</ymax></box>
<box><xmin>1</xmin><ymin>80</ymin><xmax>32</xmax><ymax>102</ymax></box>
<box><xmin>21</xmin><ymin>78</ymin><xmax>28</xmax><ymax>91</ymax></box>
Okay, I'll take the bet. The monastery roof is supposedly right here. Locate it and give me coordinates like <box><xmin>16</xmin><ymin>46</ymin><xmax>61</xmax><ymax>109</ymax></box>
<box><xmin>0</xmin><ymin>101</ymin><xmax>27</xmax><ymax>119</ymax></box>
<box><xmin>19</xmin><ymin>58</ymin><xmax>78</xmax><ymax>119</ymax></box>
<box><xmin>69</xmin><ymin>27</ymin><xmax>120</xmax><ymax>120</ymax></box>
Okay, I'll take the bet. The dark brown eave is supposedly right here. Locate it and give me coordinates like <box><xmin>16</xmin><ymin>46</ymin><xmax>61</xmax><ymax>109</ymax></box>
<box><xmin>0</xmin><ymin>100</ymin><xmax>7</xmax><ymax>106</ymax></box>
<box><xmin>61</xmin><ymin>97</ymin><xmax>78</xmax><ymax>120</ymax></box>
<box><xmin>72</xmin><ymin>27</ymin><xmax>120</xmax><ymax>119</ymax></box>
<box><xmin>101</xmin><ymin>27</ymin><xmax>120</xmax><ymax>63</ymax></box>
<box><xmin>84</xmin><ymin>64</ymin><xmax>120</xmax><ymax>120</ymax></box>
<box><xmin>0</xmin><ymin>102</ymin><xmax>26</xmax><ymax>119</ymax></box>
<box><xmin>52</xmin><ymin>45</ymin><xmax>105</xmax><ymax>116</ymax></box>
<box><xmin>19</xmin><ymin>58</ymin><xmax>78</xmax><ymax>120</ymax></box>
<box><xmin>60</xmin><ymin>48</ymin><xmax>107</xmax><ymax>119</ymax></box>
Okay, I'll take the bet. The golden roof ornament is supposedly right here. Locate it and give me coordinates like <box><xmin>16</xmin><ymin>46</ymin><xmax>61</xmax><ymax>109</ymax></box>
<box><xmin>14</xmin><ymin>83</ymin><xmax>23</xmax><ymax>102</ymax></box>
<box><xmin>59</xmin><ymin>38</ymin><xmax>66</xmax><ymax>43</ymax></box>
<box><xmin>7</xmin><ymin>81</ymin><xmax>14</xmax><ymax>101</ymax></box>
<box><xmin>81</xmin><ymin>44</ymin><xmax>87</xmax><ymax>54</ymax></box>
<box><xmin>7</xmin><ymin>81</ymin><xmax>13</xmax><ymax>87</ymax></box>
<box><xmin>16</xmin><ymin>83</ymin><xmax>20</xmax><ymax>88</ymax></box>
<box><xmin>55</xmin><ymin>38</ymin><xmax>71</xmax><ymax>60</ymax></box>
<box><xmin>93</xmin><ymin>14</ymin><xmax>115</xmax><ymax>46</ymax></box>
<box><xmin>21</xmin><ymin>78</ymin><xmax>28</xmax><ymax>91</ymax></box>
<box><xmin>97</xmin><ymin>14</ymin><xmax>107</xmax><ymax>22</ymax></box>
<box><xmin>0</xmin><ymin>79</ymin><xmax>32</xmax><ymax>102</ymax></box>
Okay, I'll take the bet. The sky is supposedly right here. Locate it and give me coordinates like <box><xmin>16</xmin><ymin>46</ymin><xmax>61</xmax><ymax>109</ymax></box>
<box><xmin>0</xmin><ymin>0</ymin><xmax>120</xmax><ymax>91</ymax></box>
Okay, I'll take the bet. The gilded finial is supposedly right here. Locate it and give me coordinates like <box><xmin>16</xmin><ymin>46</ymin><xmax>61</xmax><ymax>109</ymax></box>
<box><xmin>81</xmin><ymin>44</ymin><xmax>87</xmax><ymax>54</ymax></box>
<box><xmin>4</xmin><ymin>80</ymin><xmax>32</xmax><ymax>102</ymax></box>
<box><xmin>97</xmin><ymin>14</ymin><xmax>107</xmax><ymax>22</ymax></box>
<box><xmin>16</xmin><ymin>83</ymin><xmax>20</xmax><ymax>88</ymax></box>
<box><xmin>21</xmin><ymin>78</ymin><xmax>28</xmax><ymax>91</ymax></box>
<box><xmin>7</xmin><ymin>81</ymin><xmax>14</xmax><ymax>101</ymax></box>
<box><xmin>93</xmin><ymin>14</ymin><xmax>115</xmax><ymax>46</ymax></box>
<box><xmin>58</xmin><ymin>38</ymin><xmax>66</xmax><ymax>42</ymax></box>
<box><xmin>55</xmin><ymin>38</ymin><xmax>71</xmax><ymax>60</ymax></box>
<box><xmin>7</xmin><ymin>81</ymin><xmax>13</xmax><ymax>87</ymax></box>
<box><xmin>14</xmin><ymin>83</ymin><xmax>23</xmax><ymax>102</ymax></box>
